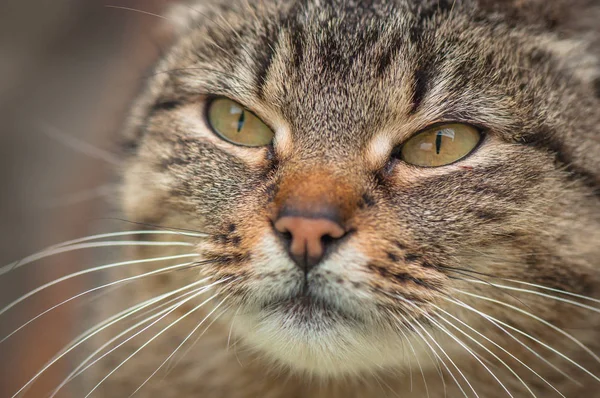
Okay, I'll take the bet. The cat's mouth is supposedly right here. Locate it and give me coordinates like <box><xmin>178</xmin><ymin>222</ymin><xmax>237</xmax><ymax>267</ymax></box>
<box><xmin>274</xmin><ymin>295</ymin><xmax>333</xmax><ymax>317</ymax></box>
<box><xmin>258</xmin><ymin>289</ymin><xmax>360</xmax><ymax>324</ymax></box>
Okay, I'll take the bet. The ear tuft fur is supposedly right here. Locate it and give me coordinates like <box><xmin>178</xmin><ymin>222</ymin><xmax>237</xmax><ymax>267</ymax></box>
<box><xmin>165</xmin><ymin>2</ymin><xmax>197</xmax><ymax>35</ymax></box>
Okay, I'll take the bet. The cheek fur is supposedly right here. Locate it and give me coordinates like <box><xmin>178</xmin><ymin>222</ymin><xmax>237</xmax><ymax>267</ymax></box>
<box><xmin>112</xmin><ymin>0</ymin><xmax>600</xmax><ymax>388</ymax></box>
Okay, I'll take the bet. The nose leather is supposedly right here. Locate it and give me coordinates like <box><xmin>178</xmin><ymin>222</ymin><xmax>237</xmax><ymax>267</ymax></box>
<box><xmin>274</xmin><ymin>215</ymin><xmax>345</xmax><ymax>272</ymax></box>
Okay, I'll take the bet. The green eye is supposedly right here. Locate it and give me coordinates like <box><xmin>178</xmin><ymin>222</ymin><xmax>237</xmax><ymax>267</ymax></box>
<box><xmin>207</xmin><ymin>98</ymin><xmax>274</xmax><ymax>147</ymax></box>
<box><xmin>399</xmin><ymin>124</ymin><xmax>481</xmax><ymax>167</ymax></box>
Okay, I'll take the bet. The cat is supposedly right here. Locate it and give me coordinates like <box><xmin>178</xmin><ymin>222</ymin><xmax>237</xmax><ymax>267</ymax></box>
<box><xmin>6</xmin><ymin>0</ymin><xmax>600</xmax><ymax>396</ymax></box>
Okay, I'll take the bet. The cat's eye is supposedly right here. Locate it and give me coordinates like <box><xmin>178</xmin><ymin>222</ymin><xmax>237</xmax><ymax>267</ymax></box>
<box><xmin>399</xmin><ymin>124</ymin><xmax>481</xmax><ymax>167</ymax></box>
<box><xmin>206</xmin><ymin>98</ymin><xmax>274</xmax><ymax>147</ymax></box>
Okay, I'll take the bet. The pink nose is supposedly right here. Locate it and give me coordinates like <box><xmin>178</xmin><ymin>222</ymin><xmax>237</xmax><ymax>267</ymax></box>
<box><xmin>274</xmin><ymin>216</ymin><xmax>346</xmax><ymax>271</ymax></box>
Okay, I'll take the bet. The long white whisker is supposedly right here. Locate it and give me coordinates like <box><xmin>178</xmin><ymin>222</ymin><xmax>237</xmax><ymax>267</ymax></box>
<box><xmin>428</xmin><ymin>313</ymin><xmax>514</xmax><ymax>398</ymax></box>
<box><xmin>397</xmin><ymin>305</ymin><xmax>479</xmax><ymax>398</ymax></box>
<box><xmin>500</xmin><ymin>279</ymin><xmax>600</xmax><ymax>305</ymax></box>
<box><xmin>164</xmin><ymin>305</ymin><xmax>232</xmax><ymax>377</ymax></box>
<box><xmin>431</xmin><ymin>310</ymin><xmax>534</xmax><ymax>397</ymax></box>
<box><xmin>11</xmin><ymin>278</ymin><xmax>213</xmax><ymax>398</ymax></box>
<box><xmin>227</xmin><ymin>306</ymin><xmax>242</xmax><ymax>352</ymax></box>
<box><xmin>413</xmin><ymin>323</ymin><xmax>448</xmax><ymax>397</ymax></box>
<box><xmin>387</xmin><ymin>310</ymin><xmax>428</xmax><ymax>398</ymax></box>
<box><xmin>105</xmin><ymin>5</ymin><xmax>170</xmax><ymax>20</ymax></box>
<box><xmin>1</xmin><ymin>254</ymin><xmax>198</xmax><ymax>317</ymax></box>
<box><xmin>394</xmin><ymin>311</ymin><xmax>471</xmax><ymax>398</ymax></box>
<box><xmin>39</xmin><ymin>122</ymin><xmax>122</xmax><ymax>166</ymax></box>
<box><xmin>129</xmin><ymin>298</ymin><xmax>233</xmax><ymax>397</ymax></box>
<box><xmin>463</xmin><ymin>279</ymin><xmax>600</xmax><ymax>313</ymax></box>
<box><xmin>454</xmin><ymin>289</ymin><xmax>600</xmax><ymax>365</ymax></box>
<box><xmin>3</xmin><ymin>229</ymin><xmax>206</xmax><ymax>269</ymax></box>
<box><xmin>1</xmin><ymin>259</ymin><xmax>201</xmax><ymax>343</ymax></box>
<box><xmin>84</xmin><ymin>289</ymin><xmax>227</xmax><ymax>397</ymax></box>
<box><xmin>51</xmin><ymin>281</ymin><xmax>222</xmax><ymax>396</ymax></box>
<box><xmin>51</xmin><ymin>286</ymin><xmax>210</xmax><ymax>397</ymax></box>
<box><xmin>2</xmin><ymin>240</ymin><xmax>197</xmax><ymax>275</ymax></box>
<box><xmin>445</xmin><ymin>297</ymin><xmax>591</xmax><ymax>384</ymax></box>
<box><xmin>67</xmin><ymin>278</ymin><xmax>210</xmax><ymax>352</ymax></box>
<box><xmin>432</xmin><ymin>303</ymin><xmax>565</xmax><ymax>398</ymax></box>
<box><xmin>129</xmin><ymin>288</ymin><xmax>208</xmax><ymax>323</ymax></box>
<box><xmin>66</xmin><ymin>281</ymin><xmax>209</xmax><ymax>356</ymax></box>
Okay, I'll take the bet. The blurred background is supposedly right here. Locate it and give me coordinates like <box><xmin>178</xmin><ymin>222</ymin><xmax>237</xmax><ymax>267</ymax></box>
<box><xmin>0</xmin><ymin>0</ymin><xmax>176</xmax><ymax>395</ymax></box>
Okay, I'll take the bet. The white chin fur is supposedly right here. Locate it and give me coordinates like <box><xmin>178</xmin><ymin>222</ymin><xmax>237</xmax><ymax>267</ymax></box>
<box><xmin>233</xmin><ymin>309</ymin><xmax>411</xmax><ymax>377</ymax></box>
<box><xmin>233</xmin><ymin>234</ymin><xmax>427</xmax><ymax>376</ymax></box>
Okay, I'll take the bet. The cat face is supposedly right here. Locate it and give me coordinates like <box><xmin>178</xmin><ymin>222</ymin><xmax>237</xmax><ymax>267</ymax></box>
<box><xmin>122</xmin><ymin>0</ymin><xmax>600</xmax><ymax>377</ymax></box>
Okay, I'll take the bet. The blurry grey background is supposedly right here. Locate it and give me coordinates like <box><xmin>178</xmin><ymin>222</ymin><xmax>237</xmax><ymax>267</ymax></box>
<box><xmin>0</xmin><ymin>0</ymin><xmax>174</xmax><ymax>395</ymax></box>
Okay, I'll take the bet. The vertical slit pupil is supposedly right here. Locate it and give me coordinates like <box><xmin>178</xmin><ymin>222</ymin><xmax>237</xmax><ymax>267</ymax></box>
<box><xmin>237</xmin><ymin>110</ymin><xmax>246</xmax><ymax>133</ymax></box>
<box><xmin>435</xmin><ymin>131</ymin><xmax>442</xmax><ymax>154</ymax></box>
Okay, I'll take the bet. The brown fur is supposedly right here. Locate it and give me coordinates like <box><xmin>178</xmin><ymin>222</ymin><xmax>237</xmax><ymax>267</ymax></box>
<box><xmin>90</xmin><ymin>0</ymin><xmax>600</xmax><ymax>396</ymax></box>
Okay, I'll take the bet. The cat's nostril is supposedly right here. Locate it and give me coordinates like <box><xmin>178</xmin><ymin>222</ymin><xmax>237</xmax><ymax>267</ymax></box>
<box><xmin>278</xmin><ymin>229</ymin><xmax>293</xmax><ymax>242</ymax></box>
<box><xmin>320</xmin><ymin>234</ymin><xmax>337</xmax><ymax>246</ymax></box>
<box><xmin>274</xmin><ymin>216</ymin><xmax>346</xmax><ymax>273</ymax></box>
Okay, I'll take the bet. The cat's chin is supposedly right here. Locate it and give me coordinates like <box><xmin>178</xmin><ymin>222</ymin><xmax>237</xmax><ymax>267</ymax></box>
<box><xmin>231</xmin><ymin>298</ymin><xmax>411</xmax><ymax>377</ymax></box>
<box><xmin>261</xmin><ymin>292</ymin><xmax>361</xmax><ymax>324</ymax></box>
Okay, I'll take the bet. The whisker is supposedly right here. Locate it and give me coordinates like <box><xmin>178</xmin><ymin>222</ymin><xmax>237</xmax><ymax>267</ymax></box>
<box><xmin>454</xmin><ymin>289</ymin><xmax>600</xmax><ymax>365</ymax></box>
<box><xmin>444</xmin><ymin>297</ymin><xmax>589</xmax><ymax>384</ymax></box>
<box><xmin>83</xmin><ymin>288</ymin><xmax>229</xmax><ymax>397</ymax></box>
<box><xmin>432</xmin><ymin>304</ymin><xmax>564</xmax><ymax>397</ymax></box>
<box><xmin>1</xmin><ymin>254</ymin><xmax>199</xmax><ymax>317</ymax></box>
<box><xmin>460</xmin><ymin>279</ymin><xmax>600</xmax><ymax>313</ymax></box>
<box><xmin>387</xmin><ymin>310</ymin><xmax>429</xmax><ymax>398</ymax></box>
<box><xmin>427</xmin><ymin>313</ymin><xmax>515</xmax><ymax>398</ymax></box>
<box><xmin>432</xmin><ymin>310</ymin><xmax>539</xmax><ymax>397</ymax></box>
<box><xmin>391</xmin><ymin>295</ymin><xmax>516</xmax><ymax>397</ymax></box>
<box><xmin>53</xmin><ymin>290</ymin><xmax>205</xmax><ymax>396</ymax></box>
<box><xmin>38</xmin><ymin>122</ymin><xmax>122</xmax><ymax>166</ymax></box>
<box><xmin>129</xmin><ymin>287</ymin><xmax>210</xmax><ymax>323</ymax></box>
<box><xmin>375</xmin><ymin>373</ymin><xmax>403</xmax><ymax>398</ymax></box>
<box><xmin>415</xmin><ymin>325</ymin><xmax>448</xmax><ymax>397</ymax></box>
<box><xmin>67</xmin><ymin>279</ymin><xmax>212</xmax><ymax>355</ymax></box>
<box><xmin>101</xmin><ymin>218</ymin><xmax>212</xmax><ymax>236</ymax></box>
<box><xmin>499</xmin><ymin>279</ymin><xmax>600</xmax><ymax>305</ymax></box>
<box><xmin>1</xmin><ymin>258</ymin><xmax>202</xmax><ymax>343</ymax></box>
<box><xmin>412</xmin><ymin>315</ymin><xmax>479</xmax><ymax>398</ymax></box>
<box><xmin>436</xmin><ymin>264</ymin><xmax>502</xmax><ymax>281</ymax></box>
<box><xmin>1</xmin><ymin>239</ymin><xmax>196</xmax><ymax>275</ymax></box>
<box><xmin>105</xmin><ymin>5</ymin><xmax>170</xmax><ymax>20</ymax></box>
<box><xmin>394</xmin><ymin>311</ymin><xmax>471</xmax><ymax>398</ymax></box>
<box><xmin>440</xmin><ymin>267</ymin><xmax>534</xmax><ymax>311</ymax></box>
<box><xmin>129</xmin><ymin>297</ymin><xmax>233</xmax><ymax>396</ymax></box>
<box><xmin>227</xmin><ymin>306</ymin><xmax>242</xmax><ymax>352</ymax></box>
<box><xmin>51</xmin><ymin>280</ymin><xmax>217</xmax><ymax>396</ymax></box>
<box><xmin>32</xmin><ymin>230</ymin><xmax>204</xmax><ymax>251</ymax></box>
<box><xmin>164</xmin><ymin>304</ymin><xmax>232</xmax><ymax>377</ymax></box>
<box><xmin>14</xmin><ymin>278</ymin><xmax>214</xmax><ymax>398</ymax></box>
<box><xmin>397</xmin><ymin>303</ymin><xmax>480</xmax><ymax>398</ymax></box>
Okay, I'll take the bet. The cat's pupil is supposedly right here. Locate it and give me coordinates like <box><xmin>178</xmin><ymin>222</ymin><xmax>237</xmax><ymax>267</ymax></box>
<box><xmin>435</xmin><ymin>131</ymin><xmax>443</xmax><ymax>154</ymax></box>
<box><xmin>237</xmin><ymin>110</ymin><xmax>246</xmax><ymax>133</ymax></box>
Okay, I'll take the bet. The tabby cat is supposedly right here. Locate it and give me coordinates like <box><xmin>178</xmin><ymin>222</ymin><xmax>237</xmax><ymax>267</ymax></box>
<box><xmin>7</xmin><ymin>0</ymin><xmax>600</xmax><ymax>396</ymax></box>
